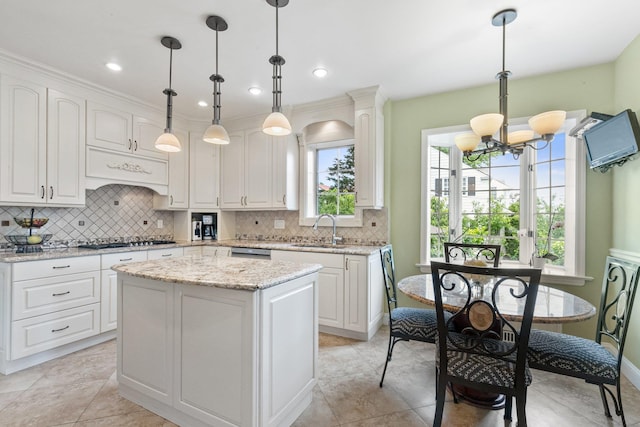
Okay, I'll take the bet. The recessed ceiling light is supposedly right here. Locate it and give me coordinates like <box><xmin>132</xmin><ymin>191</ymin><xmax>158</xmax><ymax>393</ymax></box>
<box><xmin>312</xmin><ymin>68</ymin><xmax>328</xmax><ymax>78</ymax></box>
<box><xmin>198</xmin><ymin>100</ymin><xmax>208</xmax><ymax>107</ymax></box>
<box><xmin>248</xmin><ymin>86</ymin><xmax>262</xmax><ymax>95</ymax></box>
<box><xmin>106</xmin><ymin>62</ymin><xmax>122</xmax><ymax>72</ymax></box>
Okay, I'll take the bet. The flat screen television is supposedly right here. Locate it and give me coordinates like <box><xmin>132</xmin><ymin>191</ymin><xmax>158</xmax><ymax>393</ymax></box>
<box><xmin>583</xmin><ymin>109</ymin><xmax>640</xmax><ymax>169</ymax></box>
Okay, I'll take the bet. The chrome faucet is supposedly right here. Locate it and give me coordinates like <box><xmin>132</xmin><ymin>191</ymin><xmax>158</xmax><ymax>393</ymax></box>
<box><xmin>313</xmin><ymin>214</ymin><xmax>342</xmax><ymax>245</ymax></box>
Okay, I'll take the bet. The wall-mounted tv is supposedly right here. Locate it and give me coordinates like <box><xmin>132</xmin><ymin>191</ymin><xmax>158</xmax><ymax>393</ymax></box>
<box><xmin>583</xmin><ymin>109</ymin><xmax>640</xmax><ymax>171</ymax></box>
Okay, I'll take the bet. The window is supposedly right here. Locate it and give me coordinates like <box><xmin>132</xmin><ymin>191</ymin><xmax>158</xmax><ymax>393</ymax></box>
<box><xmin>420</xmin><ymin>111</ymin><xmax>587</xmax><ymax>282</ymax></box>
<box><xmin>300</xmin><ymin>138</ymin><xmax>363</xmax><ymax>226</ymax></box>
<box><xmin>316</xmin><ymin>145</ymin><xmax>355</xmax><ymax>215</ymax></box>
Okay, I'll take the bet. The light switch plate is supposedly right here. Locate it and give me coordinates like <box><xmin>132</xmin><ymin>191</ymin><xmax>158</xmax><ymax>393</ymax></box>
<box><xmin>274</xmin><ymin>219</ymin><xmax>285</xmax><ymax>229</ymax></box>
<box><xmin>157</xmin><ymin>220</ymin><xmax>164</xmax><ymax>228</ymax></box>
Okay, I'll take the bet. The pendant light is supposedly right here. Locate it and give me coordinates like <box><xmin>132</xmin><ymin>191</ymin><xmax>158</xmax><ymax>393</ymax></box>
<box><xmin>155</xmin><ymin>36</ymin><xmax>182</xmax><ymax>152</ymax></box>
<box><xmin>203</xmin><ymin>15</ymin><xmax>230</xmax><ymax>144</ymax></box>
<box><xmin>262</xmin><ymin>0</ymin><xmax>292</xmax><ymax>136</ymax></box>
<box><xmin>455</xmin><ymin>9</ymin><xmax>566</xmax><ymax>159</ymax></box>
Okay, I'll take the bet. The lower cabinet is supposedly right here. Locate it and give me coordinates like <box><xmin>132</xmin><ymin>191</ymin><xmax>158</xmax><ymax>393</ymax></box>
<box><xmin>100</xmin><ymin>251</ymin><xmax>148</xmax><ymax>332</ymax></box>
<box><xmin>202</xmin><ymin>246</ymin><xmax>231</xmax><ymax>257</ymax></box>
<box><xmin>271</xmin><ymin>250</ymin><xmax>384</xmax><ymax>340</ymax></box>
<box><xmin>148</xmin><ymin>247</ymin><xmax>184</xmax><ymax>260</ymax></box>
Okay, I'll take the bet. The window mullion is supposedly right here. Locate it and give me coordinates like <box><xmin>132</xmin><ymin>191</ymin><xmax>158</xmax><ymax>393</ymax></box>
<box><xmin>449</xmin><ymin>147</ymin><xmax>463</xmax><ymax>241</ymax></box>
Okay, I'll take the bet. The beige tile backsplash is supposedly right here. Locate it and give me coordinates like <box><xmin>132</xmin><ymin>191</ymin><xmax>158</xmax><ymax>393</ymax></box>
<box><xmin>0</xmin><ymin>184</ymin><xmax>388</xmax><ymax>248</ymax></box>
<box><xmin>0</xmin><ymin>185</ymin><xmax>174</xmax><ymax>247</ymax></box>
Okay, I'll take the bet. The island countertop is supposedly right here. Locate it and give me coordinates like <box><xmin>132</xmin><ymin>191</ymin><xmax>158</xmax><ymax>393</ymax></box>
<box><xmin>112</xmin><ymin>255</ymin><xmax>322</xmax><ymax>291</ymax></box>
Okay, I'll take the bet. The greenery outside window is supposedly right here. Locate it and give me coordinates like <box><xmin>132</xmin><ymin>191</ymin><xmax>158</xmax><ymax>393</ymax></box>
<box><xmin>420</xmin><ymin>110</ymin><xmax>587</xmax><ymax>282</ymax></box>
<box><xmin>300</xmin><ymin>138</ymin><xmax>363</xmax><ymax>226</ymax></box>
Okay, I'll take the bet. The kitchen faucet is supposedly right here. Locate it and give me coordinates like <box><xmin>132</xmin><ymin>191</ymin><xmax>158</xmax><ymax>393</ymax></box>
<box><xmin>313</xmin><ymin>214</ymin><xmax>342</xmax><ymax>245</ymax></box>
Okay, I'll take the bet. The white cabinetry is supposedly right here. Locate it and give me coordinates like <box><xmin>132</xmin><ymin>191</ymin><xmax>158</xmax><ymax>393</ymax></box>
<box><xmin>221</xmin><ymin>129</ymin><xmax>272</xmax><ymax>209</ymax></box>
<box><xmin>148</xmin><ymin>247</ymin><xmax>184</xmax><ymax>260</ymax></box>
<box><xmin>8</xmin><ymin>256</ymin><xmax>101</xmax><ymax>361</ymax></box>
<box><xmin>189</xmin><ymin>132</ymin><xmax>220</xmax><ymax>209</ymax></box>
<box><xmin>0</xmin><ymin>75</ymin><xmax>85</xmax><ymax>206</ymax></box>
<box><xmin>153</xmin><ymin>128</ymin><xmax>189</xmax><ymax>210</ymax></box>
<box><xmin>202</xmin><ymin>246</ymin><xmax>231</xmax><ymax>257</ymax></box>
<box><xmin>221</xmin><ymin>128</ymin><xmax>298</xmax><ymax>210</ymax></box>
<box><xmin>100</xmin><ymin>251</ymin><xmax>147</xmax><ymax>332</ymax></box>
<box><xmin>86</xmin><ymin>101</ymin><xmax>167</xmax><ymax>160</ymax></box>
<box><xmin>271</xmin><ymin>250</ymin><xmax>383</xmax><ymax>340</ymax></box>
<box><xmin>348</xmin><ymin>86</ymin><xmax>385</xmax><ymax>209</ymax></box>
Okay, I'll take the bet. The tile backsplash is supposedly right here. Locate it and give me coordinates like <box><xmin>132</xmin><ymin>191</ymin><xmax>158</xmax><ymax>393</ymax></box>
<box><xmin>0</xmin><ymin>185</ymin><xmax>174</xmax><ymax>247</ymax></box>
<box><xmin>234</xmin><ymin>208</ymin><xmax>389</xmax><ymax>246</ymax></box>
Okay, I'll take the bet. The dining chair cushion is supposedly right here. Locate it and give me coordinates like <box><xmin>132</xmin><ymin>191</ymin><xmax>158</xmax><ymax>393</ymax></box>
<box><xmin>528</xmin><ymin>329</ymin><xmax>618</xmax><ymax>382</ymax></box>
<box><xmin>390</xmin><ymin>307</ymin><xmax>440</xmax><ymax>341</ymax></box>
<box><xmin>436</xmin><ymin>332</ymin><xmax>533</xmax><ymax>388</ymax></box>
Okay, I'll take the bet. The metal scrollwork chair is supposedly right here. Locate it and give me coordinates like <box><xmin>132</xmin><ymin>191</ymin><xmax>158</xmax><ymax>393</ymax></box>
<box><xmin>444</xmin><ymin>242</ymin><xmax>501</xmax><ymax>266</ymax></box>
<box><xmin>528</xmin><ymin>256</ymin><xmax>640</xmax><ymax>427</ymax></box>
<box><xmin>431</xmin><ymin>261</ymin><xmax>541</xmax><ymax>427</ymax></box>
<box><xmin>379</xmin><ymin>245</ymin><xmax>443</xmax><ymax>387</ymax></box>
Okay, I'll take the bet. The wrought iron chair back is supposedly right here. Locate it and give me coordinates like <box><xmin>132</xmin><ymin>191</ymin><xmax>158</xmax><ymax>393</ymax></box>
<box><xmin>430</xmin><ymin>261</ymin><xmax>541</xmax><ymax>427</ymax></box>
<box><xmin>444</xmin><ymin>242</ymin><xmax>501</xmax><ymax>266</ymax></box>
<box><xmin>380</xmin><ymin>244</ymin><xmax>398</xmax><ymax>313</ymax></box>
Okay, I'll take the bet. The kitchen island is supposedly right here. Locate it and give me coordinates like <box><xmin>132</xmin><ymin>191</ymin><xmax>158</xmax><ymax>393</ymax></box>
<box><xmin>113</xmin><ymin>256</ymin><xmax>322</xmax><ymax>427</ymax></box>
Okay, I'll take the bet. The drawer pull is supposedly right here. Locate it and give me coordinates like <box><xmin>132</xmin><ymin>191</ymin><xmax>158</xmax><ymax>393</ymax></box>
<box><xmin>52</xmin><ymin>265</ymin><xmax>71</xmax><ymax>269</ymax></box>
<box><xmin>52</xmin><ymin>291</ymin><xmax>71</xmax><ymax>297</ymax></box>
<box><xmin>161</xmin><ymin>254</ymin><xmax>172</xmax><ymax>257</ymax></box>
<box><xmin>119</xmin><ymin>258</ymin><xmax>133</xmax><ymax>262</ymax></box>
<box><xmin>51</xmin><ymin>325</ymin><xmax>70</xmax><ymax>333</ymax></box>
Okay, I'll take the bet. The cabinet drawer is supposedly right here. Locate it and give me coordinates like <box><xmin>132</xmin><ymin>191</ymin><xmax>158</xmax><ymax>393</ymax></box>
<box><xmin>11</xmin><ymin>303</ymin><xmax>101</xmax><ymax>360</ymax></box>
<box><xmin>148</xmin><ymin>247</ymin><xmax>184</xmax><ymax>260</ymax></box>
<box><xmin>13</xmin><ymin>271</ymin><xmax>101</xmax><ymax>320</ymax></box>
<box><xmin>13</xmin><ymin>255</ymin><xmax>101</xmax><ymax>281</ymax></box>
<box><xmin>102</xmin><ymin>251</ymin><xmax>147</xmax><ymax>270</ymax></box>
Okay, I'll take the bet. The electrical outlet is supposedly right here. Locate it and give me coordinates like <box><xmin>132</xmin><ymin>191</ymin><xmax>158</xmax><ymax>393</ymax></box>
<box><xmin>143</xmin><ymin>220</ymin><xmax>148</xmax><ymax>225</ymax></box>
<box><xmin>1</xmin><ymin>220</ymin><xmax>9</xmax><ymax>227</ymax></box>
<box><xmin>157</xmin><ymin>219</ymin><xmax>164</xmax><ymax>228</ymax></box>
<box><xmin>274</xmin><ymin>219</ymin><xmax>285</xmax><ymax>229</ymax></box>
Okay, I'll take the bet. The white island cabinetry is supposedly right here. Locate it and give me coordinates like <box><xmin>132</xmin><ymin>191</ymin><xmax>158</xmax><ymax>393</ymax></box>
<box><xmin>115</xmin><ymin>256</ymin><xmax>320</xmax><ymax>427</ymax></box>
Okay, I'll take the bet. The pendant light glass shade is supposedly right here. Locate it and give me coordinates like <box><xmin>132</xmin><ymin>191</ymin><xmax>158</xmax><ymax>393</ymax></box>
<box><xmin>528</xmin><ymin>110</ymin><xmax>567</xmax><ymax>135</ymax></box>
<box><xmin>203</xmin><ymin>124</ymin><xmax>230</xmax><ymax>144</ymax></box>
<box><xmin>263</xmin><ymin>0</ymin><xmax>291</xmax><ymax>136</ymax></box>
<box><xmin>263</xmin><ymin>111</ymin><xmax>292</xmax><ymax>136</ymax></box>
<box><xmin>155</xmin><ymin>36</ymin><xmax>182</xmax><ymax>152</ymax></box>
<box><xmin>203</xmin><ymin>15</ymin><xmax>230</xmax><ymax>145</ymax></box>
<box><xmin>470</xmin><ymin>113</ymin><xmax>504</xmax><ymax>138</ymax></box>
<box><xmin>507</xmin><ymin>130</ymin><xmax>534</xmax><ymax>145</ymax></box>
<box><xmin>455</xmin><ymin>133</ymin><xmax>481</xmax><ymax>152</ymax></box>
<box><xmin>155</xmin><ymin>132</ymin><xmax>182</xmax><ymax>152</ymax></box>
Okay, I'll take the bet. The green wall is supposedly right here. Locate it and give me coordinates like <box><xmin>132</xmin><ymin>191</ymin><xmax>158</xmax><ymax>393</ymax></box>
<box><xmin>385</xmin><ymin>63</ymin><xmax>618</xmax><ymax>348</ymax></box>
<box><xmin>612</xmin><ymin>35</ymin><xmax>640</xmax><ymax>369</ymax></box>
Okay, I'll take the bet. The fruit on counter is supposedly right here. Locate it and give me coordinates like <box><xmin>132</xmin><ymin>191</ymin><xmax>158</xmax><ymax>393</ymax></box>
<box><xmin>27</xmin><ymin>235</ymin><xmax>43</xmax><ymax>244</ymax></box>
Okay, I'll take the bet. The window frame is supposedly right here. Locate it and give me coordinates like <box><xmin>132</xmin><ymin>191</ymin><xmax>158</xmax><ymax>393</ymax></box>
<box><xmin>419</xmin><ymin>110</ymin><xmax>588</xmax><ymax>285</ymax></box>
<box><xmin>299</xmin><ymin>138</ymin><xmax>363</xmax><ymax>227</ymax></box>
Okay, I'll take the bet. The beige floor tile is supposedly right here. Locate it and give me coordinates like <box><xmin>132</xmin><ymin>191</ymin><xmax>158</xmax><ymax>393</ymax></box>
<box><xmin>0</xmin><ymin>364</ymin><xmax>47</xmax><ymax>393</ymax></box>
<box><xmin>31</xmin><ymin>352</ymin><xmax>116</xmax><ymax>389</ymax></box>
<box><xmin>291</xmin><ymin>385</ymin><xmax>340</xmax><ymax>427</ymax></box>
<box><xmin>78</xmin><ymin>375</ymin><xmax>145</xmax><ymax>421</ymax></box>
<box><xmin>318</xmin><ymin>370</ymin><xmax>411</xmax><ymax>423</ymax></box>
<box><xmin>341</xmin><ymin>409</ymin><xmax>430</xmax><ymax>427</ymax></box>
<box><xmin>73</xmin><ymin>408</ymin><xmax>178</xmax><ymax>426</ymax></box>
<box><xmin>0</xmin><ymin>379</ymin><xmax>104</xmax><ymax>426</ymax></box>
<box><xmin>0</xmin><ymin>390</ymin><xmax>22</xmax><ymax>412</ymax></box>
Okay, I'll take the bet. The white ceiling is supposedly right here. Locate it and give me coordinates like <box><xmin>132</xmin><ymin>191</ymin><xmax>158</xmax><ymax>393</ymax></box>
<box><xmin>2</xmin><ymin>0</ymin><xmax>639</xmax><ymax>122</ymax></box>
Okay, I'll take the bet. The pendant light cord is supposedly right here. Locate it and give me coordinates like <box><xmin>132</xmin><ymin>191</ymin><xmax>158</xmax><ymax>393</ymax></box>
<box><xmin>275</xmin><ymin>1</ymin><xmax>279</xmax><ymax>57</ymax></box>
<box><xmin>168</xmin><ymin>44</ymin><xmax>173</xmax><ymax>91</ymax></box>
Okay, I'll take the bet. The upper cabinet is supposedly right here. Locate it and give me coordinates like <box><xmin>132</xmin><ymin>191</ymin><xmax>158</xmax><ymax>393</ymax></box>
<box><xmin>348</xmin><ymin>86</ymin><xmax>385</xmax><ymax>210</ymax></box>
<box><xmin>153</xmin><ymin>129</ymin><xmax>189</xmax><ymax>210</ymax></box>
<box><xmin>220</xmin><ymin>128</ymin><xmax>297</xmax><ymax>210</ymax></box>
<box><xmin>0</xmin><ymin>75</ymin><xmax>85</xmax><ymax>206</ymax></box>
<box><xmin>86</xmin><ymin>101</ymin><xmax>167</xmax><ymax>160</ymax></box>
<box><xmin>189</xmin><ymin>131</ymin><xmax>220</xmax><ymax>210</ymax></box>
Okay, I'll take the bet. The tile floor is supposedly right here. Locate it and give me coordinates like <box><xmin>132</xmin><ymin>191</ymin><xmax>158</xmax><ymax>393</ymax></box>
<box><xmin>1</xmin><ymin>327</ymin><xmax>639</xmax><ymax>426</ymax></box>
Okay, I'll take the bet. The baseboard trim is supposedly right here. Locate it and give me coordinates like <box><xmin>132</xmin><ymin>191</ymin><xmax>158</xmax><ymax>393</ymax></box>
<box><xmin>622</xmin><ymin>354</ymin><xmax>640</xmax><ymax>390</ymax></box>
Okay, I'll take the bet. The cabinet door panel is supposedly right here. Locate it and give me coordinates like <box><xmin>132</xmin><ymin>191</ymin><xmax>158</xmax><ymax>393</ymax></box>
<box><xmin>219</xmin><ymin>132</ymin><xmax>245</xmax><ymax>208</ymax></box>
<box><xmin>318</xmin><ymin>267</ymin><xmax>344</xmax><ymax>328</ymax></box>
<box><xmin>245</xmin><ymin>129</ymin><xmax>272</xmax><ymax>208</ymax></box>
<box><xmin>86</xmin><ymin>102</ymin><xmax>132</xmax><ymax>153</ymax></box>
<box><xmin>344</xmin><ymin>255</ymin><xmax>367</xmax><ymax>333</ymax></box>
<box><xmin>47</xmin><ymin>89</ymin><xmax>86</xmax><ymax>205</ymax></box>
<box><xmin>132</xmin><ymin>115</ymin><xmax>168</xmax><ymax>160</ymax></box>
<box><xmin>189</xmin><ymin>133</ymin><xmax>220</xmax><ymax>209</ymax></box>
<box><xmin>0</xmin><ymin>75</ymin><xmax>47</xmax><ymax>203</ymax></box>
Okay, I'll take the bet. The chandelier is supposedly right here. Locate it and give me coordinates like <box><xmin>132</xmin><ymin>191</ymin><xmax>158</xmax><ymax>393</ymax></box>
<box><xmin>455</xmin><ymin>9</ymin><xmax>566</xmax><ymax>159</ymax></box>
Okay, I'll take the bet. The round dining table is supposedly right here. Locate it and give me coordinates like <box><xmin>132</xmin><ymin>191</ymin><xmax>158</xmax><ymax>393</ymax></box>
<box><xmin>398</xmin><ymin>274</ymin><xmax>596</xmax><ymax>324</ymax></box>
<box><xmin>398</xmin><ymin>273</ymin><xmax>597</xmax><ymax>409</ymax></box>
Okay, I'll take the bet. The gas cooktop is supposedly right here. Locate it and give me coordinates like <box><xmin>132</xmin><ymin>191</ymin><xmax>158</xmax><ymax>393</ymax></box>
<box><xmin>78</xmin><ymin>240</ymin><xmax>176</xmax><ymax>250</ymax></box>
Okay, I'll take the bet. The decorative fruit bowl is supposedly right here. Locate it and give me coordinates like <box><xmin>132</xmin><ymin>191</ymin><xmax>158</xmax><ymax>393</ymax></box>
<box><xmin>14</xmin><ymin>217</ymin><xmax>49</xmax><ymax>228</ymax></box>
<box><xmin>4</xmin><ymin>234</ymin><xmax>53</xmax><ymax>245</ymax></box>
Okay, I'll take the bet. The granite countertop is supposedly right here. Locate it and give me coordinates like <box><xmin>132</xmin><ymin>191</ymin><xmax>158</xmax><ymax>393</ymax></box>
<box><xmin>0</xmin><ymin>239</ymin><xmax>383</xmax><ymax>263</ymax></box>
<box><xmin>112</xmin><ymin>256</ymin><xmax>322</xmax><ymax>291</ymax></box>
